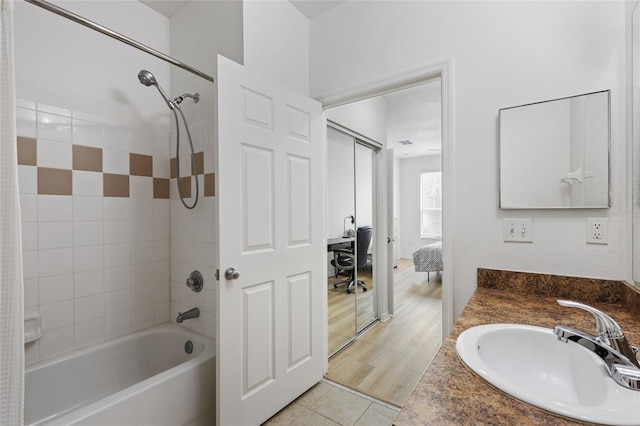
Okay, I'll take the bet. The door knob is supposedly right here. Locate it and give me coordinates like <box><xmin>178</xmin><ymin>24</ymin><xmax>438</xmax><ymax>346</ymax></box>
<box><xmin>225</xmin><ymin>267</ymin><xmax>240</xmax><ymax>280</ymax></box>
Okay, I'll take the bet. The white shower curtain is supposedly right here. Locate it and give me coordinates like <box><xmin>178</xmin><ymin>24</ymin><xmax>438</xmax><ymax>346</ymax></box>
<box><xmin>0</xmin><ymin>0</ymin><xmax>25</xmax><ymax>424</ymax></box>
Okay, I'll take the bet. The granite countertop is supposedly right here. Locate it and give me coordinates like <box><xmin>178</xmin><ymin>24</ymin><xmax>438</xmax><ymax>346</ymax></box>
<box><xmin>394</xmin><ymin>270</ymin><xmax>640</xmax><ymax>426</ymax></box>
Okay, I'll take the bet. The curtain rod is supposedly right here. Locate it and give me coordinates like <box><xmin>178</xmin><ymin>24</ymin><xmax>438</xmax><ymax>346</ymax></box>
<box><xmin>24</xmin><ymin>0</ymin><xmax>215</xmax><ymax>83</ymax></box>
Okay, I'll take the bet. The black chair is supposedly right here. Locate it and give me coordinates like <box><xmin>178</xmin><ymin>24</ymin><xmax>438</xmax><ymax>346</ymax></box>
<box><xmin>330</xmin><ymin>226</ymin><xmax>373</xmax><ymax>293</ymax></box>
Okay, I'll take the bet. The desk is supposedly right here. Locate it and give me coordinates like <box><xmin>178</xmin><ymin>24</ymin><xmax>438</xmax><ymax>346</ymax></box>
<box><xmin>327</xmin><ymin>237</ymin><xmax>354</xmax><ymax>278</ymax></box>
<box><xmin>327</xmin><ymin>237</ymin><xmax>354</xmax><ymax>252</ymax></box>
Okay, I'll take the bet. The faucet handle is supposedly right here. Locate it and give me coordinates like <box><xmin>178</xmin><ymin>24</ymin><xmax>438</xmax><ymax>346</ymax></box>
<box><xmin>557</xmin><ymin>299</ymin><xmax>625</xmax><ymax>342</ymax></box>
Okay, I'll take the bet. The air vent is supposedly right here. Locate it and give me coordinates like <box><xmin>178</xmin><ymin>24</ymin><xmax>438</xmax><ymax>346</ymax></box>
<box><xmin>398</xmin><ymin>140</ymin><xmax>413</xmax><ymax>145</ymax></box>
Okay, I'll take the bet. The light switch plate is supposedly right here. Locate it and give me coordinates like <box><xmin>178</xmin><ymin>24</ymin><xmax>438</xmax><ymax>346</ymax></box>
<box><xmin>503</xmin><ymin>218</ymin><xmax>533</xmax><ymax>243</ymax></box>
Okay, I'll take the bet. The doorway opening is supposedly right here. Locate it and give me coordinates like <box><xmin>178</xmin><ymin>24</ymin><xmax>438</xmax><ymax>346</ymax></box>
<box><xmin>324</xmin><ymin>75</ymin><xmax>446</xmax><ymax>407</ymax></box>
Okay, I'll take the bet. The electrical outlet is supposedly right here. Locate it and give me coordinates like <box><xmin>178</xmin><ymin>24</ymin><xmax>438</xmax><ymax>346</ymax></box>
<box><xmin>587</xmin><ymin>218</ymin><xmax>608</xmax><ymax>244</ymax></box>
<box><xmin>503</xmin><ymin>218</ymin><xmax>533</xmax><ymax>243</ymax></box>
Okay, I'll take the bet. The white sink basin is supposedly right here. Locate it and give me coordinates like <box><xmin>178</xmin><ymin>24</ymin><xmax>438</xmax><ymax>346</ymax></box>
<box><xmin>456</xmin><ymin>324</ymin><xmax>640</xmax><ymax>425</ymax></box>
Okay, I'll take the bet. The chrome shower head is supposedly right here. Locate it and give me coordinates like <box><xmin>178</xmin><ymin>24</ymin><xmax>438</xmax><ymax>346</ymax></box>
<box><xmin>138</xmin><ymin>69</ymin><xmax>174</xmax><ymax>109</ymax></box>
<box><xmin>138</xmin><ymin>70</ymin><xmax>157</xmax><ymax>87</ymax></box>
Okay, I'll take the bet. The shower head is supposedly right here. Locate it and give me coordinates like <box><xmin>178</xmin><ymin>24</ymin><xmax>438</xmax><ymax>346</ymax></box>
<box><xmin>138</xmin><ymin>69</ymin><xmax>174</xmax><ymax>109</ymax></box>
<box><xmin>138</xmin><ymin>70</ymin><xmax>157</xmax><ymax>87</ymax></box>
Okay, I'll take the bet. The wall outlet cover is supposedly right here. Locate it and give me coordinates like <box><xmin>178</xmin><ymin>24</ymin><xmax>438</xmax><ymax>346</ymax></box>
<box><xmin>587</xmin><ymin>218</ymin><xmax>608</xmax><ymax>244</ymax></box>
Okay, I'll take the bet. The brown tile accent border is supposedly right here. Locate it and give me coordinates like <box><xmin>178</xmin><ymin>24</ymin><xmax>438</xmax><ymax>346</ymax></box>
<box><xmin>204</xmin><ymin>173</ymin><xmax>215</xmax><ymax>197</ymax></box>
<box><xmin>153</xmin><ymin>178</ymin><xmax>170</xmax><ymax>199</ymax></box>
<box><xmin>170</xmin><ymin>158</ymin><xmax>177</xmax><ymax>179</ymax></box>
<box><xmin>73</xmin><ymin>145</ymin><xmax>102</xmax><ymax>172</ymax></box>
<box><xmin>477</xmin><ymin>268</ymin><xmax>621</xmax><ymax>304</ymax></box>
<box><xmin>178</xmin><ymin>176</ymin><xmax>191</xmax><ymax>198</ymax></box>
<box><xmin>103</xmin><ymin>173</ymin><xmax>130</xmax><ymax>197</ymax></box>
<box><xmin>192</xmin><ymin>152</ymin><xmax>204</xmax><ymax>175</ymax></box>
<box><xmin>38</xmin><ymin>167</ymin><xmax>72</xmax><ymax>195</ymax></box>
<box><xmin>17</xmin><ymin>136</ymin><xmax>37</xmax><ymax>166</ymax></box>
<box><xmin>130</xmin><ymin>153</ymin><xmax>153</xmax><ymax>177</ymax></box>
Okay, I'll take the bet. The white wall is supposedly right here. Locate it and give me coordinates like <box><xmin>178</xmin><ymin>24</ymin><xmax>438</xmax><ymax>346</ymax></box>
<box><xmin>243</xmin><ymin>0</ymin><xmax>309</xmax><ymax>95</ymax></box>
<box><xmin>398</xmin><ymin>155</ymin><xmax>441</xmax><ymax>258</ymax></box>
<box><xmin>311</xmin><ymin>1</ymin><xmax>627</xmax><ymax>319</ymax></box>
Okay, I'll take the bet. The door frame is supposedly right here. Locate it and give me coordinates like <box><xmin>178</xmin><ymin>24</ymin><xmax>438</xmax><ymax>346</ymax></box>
<box><xmin>317</xmin><ymin>59</ymin><xmax>454</xmax><ymax>339</ymax></box>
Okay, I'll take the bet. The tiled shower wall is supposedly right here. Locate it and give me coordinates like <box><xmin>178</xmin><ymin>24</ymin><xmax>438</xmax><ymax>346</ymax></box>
<box><xmin>17</xmin><ymin>98</ymin><xmax>216</xmax><ymax>364</ymax></box>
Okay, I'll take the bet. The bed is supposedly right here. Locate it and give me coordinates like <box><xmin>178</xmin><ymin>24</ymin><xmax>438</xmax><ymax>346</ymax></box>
<box><xmin>413</xmin><ymin>241</ymin><xmax>442</xmax><ymax>280</ymax></box>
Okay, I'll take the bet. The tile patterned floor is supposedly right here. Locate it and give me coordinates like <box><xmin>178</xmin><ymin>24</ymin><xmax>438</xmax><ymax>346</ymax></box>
<box><xmin>263</xmin><ymin>380</ymin><xmax>400</xmax><ymax>426</ymax></box>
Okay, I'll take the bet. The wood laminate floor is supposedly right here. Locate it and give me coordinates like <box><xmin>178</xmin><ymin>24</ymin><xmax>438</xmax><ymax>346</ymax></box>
<box><xmin>325</xmin><ymin>258</ymin><xmax>442</xmax><ymax>408</ymax></box>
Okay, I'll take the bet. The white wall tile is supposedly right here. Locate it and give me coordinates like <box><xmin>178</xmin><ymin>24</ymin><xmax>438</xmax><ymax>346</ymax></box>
<box><xmin>39</xmin><ymin>274</ymin><xmax>74</xmax><ymax>304</ymax></box>
<box><xmin>103</xmin><ymin>121</ymin><xmax>130</xmax><ymax>152</ymax></box>
<box><xmin>131</xmin><ymin>262</ymin><xmax>153</xmax><ymax>286</ymax></box>
<box><xmin>104</xmin><ymin>243</ymin><xmax>130</xmax><ymax>268</ymax></box>
<box><xmin>74</xmin><ymin>221</ymin><xmax>103</xmax><ymax>247</ymax></box>
<box><xmin>104</xmin><ymin>266</ymin><xmax>130</xmax><ymax>292</ymax></box>
<box><xmin>152</xmin><ymin>199</ymin><xmax>170</xmax><ymax>220</ymax></box>
<box><xmin>153</xmin><ymin>132</ymin><xmax>170</xmax><ymax>158</ymax></box>
<box><xmin>153</xmin><ymin>220</ymin><xmax>170</xmax><ymax>241</ymax></box>
<box><xmin>74</xmin><ymin>293</ymin><xmax>104</xmax><ymax>323</ymax></box>
<box><xmin>130</xmin><ymin>220</ymin><xmax>153</xmax><ymax>243</ymax></box>
<box><xmin>131</xmin><ymin>284</ymin><xmax>154</xmax><ymax>309</ymax></box>
<box><xmin>20</xmin><ymin>194</ymin><xmax>38</xmax><ymax>222</ymax></box>
<box><xmin>16</xmin><ymin>107</ymin><xmax>36</xmax><ymax>138</ymax></box>
<box><xmin>22</xmin><ymin>250</ymin><xmax>38</xmax><ymax>280</ymax></box>
<box><xmin>39</xmin><ymin>326</ymin><xmax>74</xmax><ymax>360</ymax></box>
<box><xmin>153</xmin><ymin>261</ymin><xmax>170</xmax><ymax>284</ymax></box>
<box><xmin>38</xmin><ymin>195</ymin><xmax>72</xmax><ymax>222</ymax></box>
<box><xmin>105</xmin><ymin>312</ymin><xmax>131</xmax><ymax>340</ymax></box>
<box><xmin>72</xmin><ymin>110</ymin><xmax>101</xmax><ymax>123</ymax></box>
<box><xmin>16</xmin><ymin>99</ymin><xmax>36</xmax><ymax>110</ymax></box>
<box><xmin>103</xmin><ymin>198</ymin><xmax>129</xmax><ymax>221</ymax></box>
<box><xmin>153</xmin><ymin>302</ymin><xmax>170</xmax><ymax>325</ymax></box>
<box><xmin>105</xmin><ymin>289</ymin><xmax>131</xmax><ymax>316</ymax></box>
<box><xmin>102</xmin><ymin>149</ymin><xmax>130</xmax><ymax>175</ymax></box>
<box><xmin>22</xmin><ymin>222</ymin><xmax>38</xmax><ymax>251</ymax></box>
<box><xmin>130</xmin><ymin>176</ymin><xmax>153</xmax><ymax>199</ymax></box>
<box><xmin>37</xmin><ymin>103</ymin><xmax>71</xmax><ymax>117</ymax></box>
<box><xmin>24</xmin><ymin>278</ymin><xmax>38</xmax><ymax>308</ymax></box>
<box><xmin>74</xmin><ymin>318</ymin><xmax>105</xmax><ymax>349</ymax></box>
<box><xmin>74</xmin><ymin>245</ymin><xmax>104</xmax><ymax>272</ymax></box>
<box><xmin>37</xmin><ymin>139</ymin><xmax>72</xmax><ymax>169</ymax></box>
<box><xmin>154</xmin><ymin>281</ymin><xmax>170</xmax><ymax>303</ymax></box>
<box><xmin>153</xmin><ymin>240</ymin><xmax>170</xmax><ymax>262</ymax></box>
<box><xmin>38</xmin><ymin>222</ymin><xmax>73</xmax><ymax>250</ymax></box>
<box><xmin>130</xmin><ymin>198</ymin><xmax>153</xmax><ymax>220</ymax></box>
<box><xmin>131</xmin><ymin>306</ymin><xmax>154</xmax><ymax>332</ymax></box>
<box><xmin>40</xmin><ymin>300</ymin><xmax>73</xmax><ymax>331</ymax></box>
<box><xmin>153</xmin><ymin>155</ymin><xmax>170</xmax><ymax>179</ymax></box>
<box><xmin>73</xmin><ymin>171</ymin><xmax>103</xmax><ymax>196</ymax></box>
<box><xmin>37</xmin><ymin>112</ymin><xmax>72</xmax><ymax>143</ymax></box>
<box><xmin>131</xmin><ymin>242</ymin><xmax>154</xmax><ymax>264</ymax></box>
<box><xmin>73</xmin><ymin>196</ymin><xmax>103</xmax><ymax>221</ymax></box>
<box><xmin>24</xmin><ymin>341</ymin><xmax>40</xmax><ymax>365</ymax></box>
<box><xmin>202</xmin><ymin>312</ymin><xmax>215</xmax><ymax>338</ymax></box>
<box><xmin>74</xmin><ymin>269</ymin><xmax>104</xmax><ymax>298</ymax></box>
<box><xmin>130</xmin><ymin>129</ymin><xmax>153</xmax><ymax>155</ymax></box>
<box><xmin>104</xmin><ymin>220</ymin><xmax>130</xmax><ymax>244</ymax></box>
<box><xmin>203</xmin><ymin>289</ymin><xmax>216</xmax><ymax>315</ymax></box>
<box><xmin>18</xmin><ymin>165</ymin><xmax>37</xmax><ymax>194</ymax></box>
<box><xmin>39</xmin><ymin>247</ymin><xmax>73</xmax><ymax>277</ymax></box>
<box><xmin>73</xmin><ymin>118</ymin><xmax>103</xmax><ymax>148</ymax></box>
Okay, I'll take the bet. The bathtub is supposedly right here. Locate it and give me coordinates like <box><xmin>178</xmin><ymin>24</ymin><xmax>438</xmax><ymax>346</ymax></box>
<box><xmin>25</xmin><ymin>323</ymin><xmax>215</xmax><ymax>426</ymax></box>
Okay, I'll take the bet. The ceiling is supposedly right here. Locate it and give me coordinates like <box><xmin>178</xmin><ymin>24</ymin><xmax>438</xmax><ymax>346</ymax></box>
<box><xmin>383</xmin><ymin>80</ymin><xmax>442</xmax><ymax>158</ymax></box>
<box><xmin>140</xmin><ymin>0</ymin><xmax>345</xmax><ymax>19</ymax></box>
<box><xmin>138</xmin><ymin>0</ymin><xmax>440</xmax><ymax>159</ymax></box>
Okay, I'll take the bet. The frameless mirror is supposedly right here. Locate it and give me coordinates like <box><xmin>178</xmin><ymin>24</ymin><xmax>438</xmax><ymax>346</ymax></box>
<box><xmin>500</xmin><ymin>91</ymin><xmax>610</xmax><ymax>209</ymax></box>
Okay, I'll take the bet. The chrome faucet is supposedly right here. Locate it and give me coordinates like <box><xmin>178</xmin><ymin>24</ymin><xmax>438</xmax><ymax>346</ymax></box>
<box><xmin>176</xmin><ymin>307</ymin><xmax>200</xmax><ymax>323</ymax></box>
<box><xmin>554</xmin><ymin>299</ymin><xmax>640</xmax><ymax>390</ymax></box>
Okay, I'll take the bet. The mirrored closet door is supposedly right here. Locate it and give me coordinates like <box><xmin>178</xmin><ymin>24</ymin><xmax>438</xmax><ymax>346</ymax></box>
<box><xmin>327</xmin><ymin>125</ymin><xmax>379</xmax><ymax>357</ymax></box>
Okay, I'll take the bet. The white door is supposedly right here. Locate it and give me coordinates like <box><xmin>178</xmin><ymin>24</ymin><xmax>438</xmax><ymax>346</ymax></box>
<box><xmin>216</xmin><ymin>56</ymin><xmax>325</xmax><ymax>426</ymax></box>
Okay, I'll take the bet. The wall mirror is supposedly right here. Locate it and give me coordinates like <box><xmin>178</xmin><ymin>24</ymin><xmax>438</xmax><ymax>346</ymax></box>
<box><xmin>499</xmin><ymin>90</ymin><xmax>610</xmax><ymax>209</ymax></box>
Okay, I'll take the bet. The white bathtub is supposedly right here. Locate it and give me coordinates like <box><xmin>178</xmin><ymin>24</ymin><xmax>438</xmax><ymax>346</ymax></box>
<box><xmin>25</xmin><ymin>324</ymin><xmax>215</xmax><ymax>426</ymax></box>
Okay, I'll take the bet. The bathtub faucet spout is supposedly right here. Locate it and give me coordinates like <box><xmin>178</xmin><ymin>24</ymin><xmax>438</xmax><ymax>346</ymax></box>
<box><xmin>176</xmin><ymin>307</ymin><xmax>200</xmax><ymax>323</ymax></box>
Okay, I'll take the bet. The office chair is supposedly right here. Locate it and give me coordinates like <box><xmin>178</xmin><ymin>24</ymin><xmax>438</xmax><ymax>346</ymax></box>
<box><xmin>330</xmin><ymin>226</ymin><xmax>373</xmax><ymax>293</ymax></box>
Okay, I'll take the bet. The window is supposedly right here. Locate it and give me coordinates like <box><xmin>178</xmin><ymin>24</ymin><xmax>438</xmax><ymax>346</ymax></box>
<box><xmin>420</xmin><ymin>172</ymin><xmax>442</xmax><ymax>239</ymax></box>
